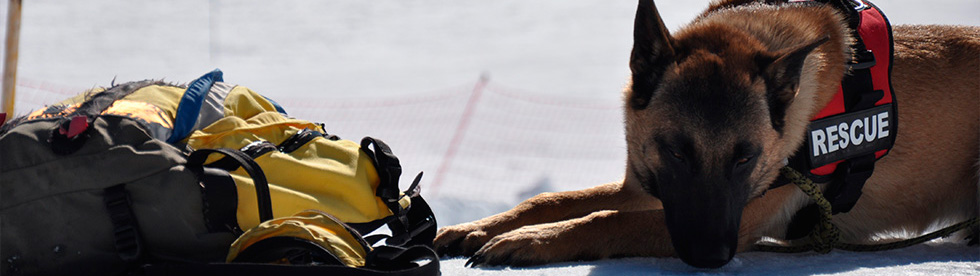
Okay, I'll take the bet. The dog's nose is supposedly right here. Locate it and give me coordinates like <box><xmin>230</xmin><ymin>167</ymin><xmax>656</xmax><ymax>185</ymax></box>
<box><xmin>679</xmin><ymin>244</ymin><xmax>733</xmax><ymax>269</ymax></box>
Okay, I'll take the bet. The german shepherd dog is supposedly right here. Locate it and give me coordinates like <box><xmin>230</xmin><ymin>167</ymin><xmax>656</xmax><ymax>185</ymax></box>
<box><xmin>434</xmin><ymin>0</ymin><xmax>980</xmax><ymax>268</ymax></box>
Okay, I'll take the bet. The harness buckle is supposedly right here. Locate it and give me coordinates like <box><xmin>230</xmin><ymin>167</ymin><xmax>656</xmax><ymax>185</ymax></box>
<box><xmin>827</xmin><ymin>155</ymin><xmax>875</xmax><ymax>214</ymax></box>
<box><xmin>847</xmin><ymin>49</ymin><xmax>876</xmax><ymax>70</ymax></box>
<box><xmin>848</xmin><ymin>0</ymin><xmax>869</xmax><ymax>11</ymax></box>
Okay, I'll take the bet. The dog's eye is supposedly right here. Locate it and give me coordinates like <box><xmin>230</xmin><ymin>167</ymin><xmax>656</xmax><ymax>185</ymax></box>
<box><xmin>735</xmin><ymin>156</ymin><xmax>754</xmax><ymax>166</ymax></box>
<box><xmin>667</xmin><ymin>148</ymin><xmax>684</xmax><ymax>161</ymax></box>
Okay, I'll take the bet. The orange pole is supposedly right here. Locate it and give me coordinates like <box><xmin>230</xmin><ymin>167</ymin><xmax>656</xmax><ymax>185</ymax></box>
<box><xmin>2</xmin><ymin>0</ymin><xmax>22</xmax><ymax>115</ymax></box>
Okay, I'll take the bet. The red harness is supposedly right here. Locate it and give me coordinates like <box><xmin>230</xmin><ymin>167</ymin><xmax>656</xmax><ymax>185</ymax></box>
<box><xmin>804</xmin><ymin>0</ymin><xmax>895</xmax><ymax>177</ymax></box>
<box><xmin>781</xmin><ymin>0</ymin><xmax>897</xmax><ymax>215</ymax></box>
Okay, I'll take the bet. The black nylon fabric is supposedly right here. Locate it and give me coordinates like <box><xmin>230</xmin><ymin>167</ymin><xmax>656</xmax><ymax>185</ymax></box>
<box><xmin>0</xmin><ymin>116</ymin><xmax>238</xmax><ymax>276</ymax></box>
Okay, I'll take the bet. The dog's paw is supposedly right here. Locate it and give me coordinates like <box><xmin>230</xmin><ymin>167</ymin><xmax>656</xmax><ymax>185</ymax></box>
<box><xmin>466</xmin><ymin>223</ymin><xmax>584</xmax><ymax>267</ymax></box>
<box><xmin>434</xmin><ymin>223</ymin><xmax>494</xmax><ymax>257</ymax></box>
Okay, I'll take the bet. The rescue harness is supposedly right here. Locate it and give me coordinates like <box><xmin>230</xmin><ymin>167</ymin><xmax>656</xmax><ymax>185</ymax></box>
<box><xmin>765</xmin><ymin>0</ymin><xmax>978</xmax><ymax>251</ymax></box>
<box><xmin>765</xmin><ymin>0</ymin><xmax>897</xmax><ymax>240</ymax></box>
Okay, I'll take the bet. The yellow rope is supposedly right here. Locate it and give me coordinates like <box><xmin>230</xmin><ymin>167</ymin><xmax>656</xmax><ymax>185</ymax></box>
<box><xmin>755</xmin><ymin>166</ymin><xmax>979</xmax><ymax>253</ymax></box>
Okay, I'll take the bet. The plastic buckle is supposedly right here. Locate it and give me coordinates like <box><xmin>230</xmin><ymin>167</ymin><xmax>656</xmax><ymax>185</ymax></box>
<box><xmin>829</xmin><ymin>157</ymin><xmax>875</xmax><ymax>214</ymax></box>
<box><xmin>849</xmin><ymin>0</ymin><xmax>868</xmax><ymax>11</ymax></box>
<box><xmin>847</xmin><ymin>50</ymin><xmax>876</xmax><ymax>70</ymax></box>
<box><xmin>385</xmin><ymin>216</ymin><xmax>436</xmax><ymax>247</ymax></box>
<box><xmin>240</xmin><ymin>140</ymin><xmax>277</xmax><ymax>157</ymax></box>
<box><xmin>405</xmin><ymin>172</ymin><xmax>424</xmax><ymax>198</ymax></box>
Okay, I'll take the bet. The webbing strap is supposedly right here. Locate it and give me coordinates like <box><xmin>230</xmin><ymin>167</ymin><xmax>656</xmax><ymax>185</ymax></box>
<box><xmin>262</xmin><ymin>96</ymin><xmax>288</xmax><ymax>115</ymax></box>
<box><xmin>361</xmin><ymin>137</ymin><xmax>403</xmax><ymax>202</ymax></box>
<box><xmin>359</xmin><ymin>137</ymin><xmax>438</xmax><ymax>248</ymax></box>
<box><xmin>169</xmin><ymin>69</ymin><xmax>223</xmax><ymax>144</ymax></box>
<box><xmin>277</xmin><ymin>128</ymin><xmax>323</xmax><ymax>154</ymax></box>
<box><xmin>360</xmin><ymin>137</ymin><xmax>407</xmax><ymax>231</ymax></box>
<box><xmin>168</xmin><ymin>69</ymin><xmax>288</xmax><ymax>144</ymax></box>
<box><xmin>103</xmin><ymin>184</ymin><xmax>144</xmax><ymax>263</ymax></box>
<box><xmin>188</xmin><ymin>148</ymin><xmax>274</xmax><ymax>223</ymax></box>
<box><xmin>192</xmin><ymin>166</ymin><xmax>242</xmax><ymax>234</ymax></box>
<box><xmin>365</xmin><ymin>245</ymin><xmax>440</xmax><ymax>274</ymax></box>
<box><xmin>385</xmin><ymin>194</ymin><xmax>438</xmax><ymax>248</ymax></box>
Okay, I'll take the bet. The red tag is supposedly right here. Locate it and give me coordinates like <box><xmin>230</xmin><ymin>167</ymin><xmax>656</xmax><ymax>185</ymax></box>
<box><xmin>0</xmin><ymin>113</ymin><xmax>6</xmax><ymax>127</ymax></box>
<box><xmin>59</xmin><ymin>116</ymin><xmax>90</xmax><ymax>139</ymax></box>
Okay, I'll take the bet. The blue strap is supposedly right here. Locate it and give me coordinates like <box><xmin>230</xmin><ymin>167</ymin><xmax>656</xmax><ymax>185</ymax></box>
<box><xmin>262</xmin><ymin>96</ymin><xmax>287</xmax><ymax>115</ymax></box>
<box><xmin>167</xmin><ymin>69</ymin><xmax>224</xmax><ymax>144</ymax></box>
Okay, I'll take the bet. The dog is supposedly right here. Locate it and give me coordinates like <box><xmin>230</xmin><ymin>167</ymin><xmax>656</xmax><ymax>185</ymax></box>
<box><xmin>433</xmin><ymin>0</ymin><xmax>979</xmax><ymax>268</ymax></box>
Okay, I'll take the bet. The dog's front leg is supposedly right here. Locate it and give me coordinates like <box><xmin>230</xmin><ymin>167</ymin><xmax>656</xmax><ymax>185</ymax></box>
<box><xmin>466</xmin><ymin>209</ymin><xmax>673</xmax><ymax>267</ymax></box>
<box><xmin>435</xmin><ymin>181</ymin><xmax>659</xmax><ymax>257</ymax></box>
<box><xmin>462</xmin><ymin>183</ymin><xmax>805</xmax><ymax>267</ymax></box>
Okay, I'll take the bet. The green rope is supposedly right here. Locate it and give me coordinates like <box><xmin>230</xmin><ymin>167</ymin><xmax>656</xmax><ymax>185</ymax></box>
<box><xmin>754</xmin><ymin>166</ymin><xmax>979</xmax><ymax>253</ymax></box>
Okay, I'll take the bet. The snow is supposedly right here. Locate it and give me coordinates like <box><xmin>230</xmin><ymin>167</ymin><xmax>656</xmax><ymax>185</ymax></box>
<box><xmin>441</xmin><ymin>242</ymin><xmax>980</xmax><ymax>275</ymax></box>
<box><xmin>2</xmin><ymin>0</ymin><xmax>978</xmax><ymax>275</ymax></box>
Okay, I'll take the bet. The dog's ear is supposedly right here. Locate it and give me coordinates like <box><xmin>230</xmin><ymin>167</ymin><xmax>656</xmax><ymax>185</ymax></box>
<box><xmin>757</xmin><ymin>36</ymin><xmax>828</xmax><ymax>132</ymax></box>
<box><xmin>629</xmin><ymin>0</ymin><xmax>675</xmax><ymax>110</ymax></box>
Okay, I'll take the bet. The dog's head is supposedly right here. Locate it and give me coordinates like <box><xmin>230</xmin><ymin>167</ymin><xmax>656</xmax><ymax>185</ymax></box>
<box><xmin>624</xmin><ymin>0</ymin><xmax>828</xmax><ymax>268</ymax></box>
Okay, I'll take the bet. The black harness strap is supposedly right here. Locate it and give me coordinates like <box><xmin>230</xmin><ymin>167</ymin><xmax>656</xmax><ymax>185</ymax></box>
<box><xmin>824</xmin><ymin>0</ymin><xmax>883</xmax><ymax>215</ymax></box>
<box><xmin>103</xmin><ymin>184</ymin><xmax>144</xmax><ymax>263</ymax></box>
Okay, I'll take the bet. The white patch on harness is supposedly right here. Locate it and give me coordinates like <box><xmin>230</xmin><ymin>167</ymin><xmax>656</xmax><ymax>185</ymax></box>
<box><xmin>806</xmin><ymin>104</ymin><xmax>893</xmax><ymax>167</ymax></box>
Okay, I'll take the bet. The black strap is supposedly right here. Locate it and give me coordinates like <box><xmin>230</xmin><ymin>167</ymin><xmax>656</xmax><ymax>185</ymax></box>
<box><xmin>825</xmin><ymin>155</ymin><xmax>875</xmax><ymax>214</ymax></box>
<box><xmin>385</xmin><ymin>195</ymin><xmax>438</xmax><ymax>248</ymax></box>
<box><xmin>192</xmin><ymin>166</ymin><xmax>242</xmax><ymax>234</ymax></box>
<box><xmin>360</xmin><ymin>137</ymin><xmax>409</xmax><ymax>235</ymax></box>
<box><xmin>103</xmin><ymin>184</ymin><xmax>144</xmax><ymax>263</ymax></box>
<box><xmin>188</xmin><ymin>148</ymin><xmax>274</xmax><ymax>223</ymax></box>
<box><xmin>359</xmin><ymin>137</ymin><xmax>438</xmax><ymax>249</ymax></box>
<box><xmin>825</xmin><ymin>0</ymin><xmax>882</xmax><ymax>215</ymax></box>
<box><xmin>365</xmin><ymin>245</ymin><xmax>440</xmax><ymax>273</ymax></box>
<box><xmin>240</xmin><ymin>140</ymin><xmax>279</xmax><ymax>158</ymax></box>
<box><xmin>277</xmin><ymin>128</ymin><xmax>326</xmax><ymax>153</ymax></box>
<box><xmin>361</xmin><ymin>137</ymin><xmax>403</xmax><ymax>203</ymax></box>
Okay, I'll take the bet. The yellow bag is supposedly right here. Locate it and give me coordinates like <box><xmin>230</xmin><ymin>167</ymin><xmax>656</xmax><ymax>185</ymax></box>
<box><xmin>185</xmin><ymin>111</ymin><xmax>410</xmax><ymax>231</ymax></box>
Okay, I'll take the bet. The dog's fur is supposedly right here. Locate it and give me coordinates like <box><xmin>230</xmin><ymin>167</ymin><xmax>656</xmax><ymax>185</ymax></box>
<box><xmin>433</xmin><ymin>0</ymin><xmax>980</xmax><ymax>268</ymax></box>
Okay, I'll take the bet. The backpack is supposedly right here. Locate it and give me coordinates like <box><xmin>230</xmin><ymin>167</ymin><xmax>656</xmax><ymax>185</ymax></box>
<box><xmin>0</xmin><ymin>70</ymin><xmax>439</xmax><ymax>276</ymax></box>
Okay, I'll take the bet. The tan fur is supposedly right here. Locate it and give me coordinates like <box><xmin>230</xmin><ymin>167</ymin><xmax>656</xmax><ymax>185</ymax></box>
<box><xmin>434</xmin><ymin>1</ymin><xmax>980</xmax><ymax>267</ymax></box>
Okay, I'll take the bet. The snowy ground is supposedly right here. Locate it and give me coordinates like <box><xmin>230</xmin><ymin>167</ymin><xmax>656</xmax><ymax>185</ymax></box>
<box><xmin>2</xmin><ymin>0</ymin><xmax>978</xmax><ymax>275</ymax></box>
<box><xmin>442</xmin><ymin>242</ymin><xmax>980</xmax><ymax>276</ymax></box>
